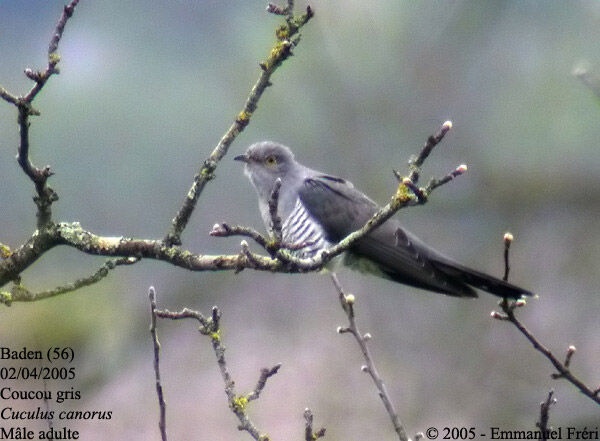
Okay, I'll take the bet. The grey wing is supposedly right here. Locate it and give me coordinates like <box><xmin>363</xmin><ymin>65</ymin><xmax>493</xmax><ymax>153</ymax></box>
<box><xmin>298</xmin><ymin>175</ymin><xmax>478</xmax><ymax>297</ymax></box>
<box><xmin>298</xmin><ymin>175</ymin><xmax>533</xmax><ymax>298</ymax></box>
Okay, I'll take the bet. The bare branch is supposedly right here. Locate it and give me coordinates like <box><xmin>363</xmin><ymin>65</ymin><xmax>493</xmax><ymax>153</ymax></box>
<box><xmin>502</xmin><ymin>232</ymin><xmax>513</xmax><ymax>281</ymax></box>
<box><xmin>0</xmin><ymin>121</ymin><xmax>462</xmax><ymax>297</ymax></box>
<box><xmin>332</xmin><ymin>273</ymin><xmax>408</xmax><ymax>441</ymax></box>
<box><xmin>0</xmin><ymin>86</ymin><xmax>19</xmax><ymax>105</ymax></box>
<box><xmin>1</xmin><ymin>1</ymin><xmax>80</xmax><ymax>227</ymax></box>
<box><xmin>424</xmin><ymin>163</ymin><xmax>468</xmax><ymax>194</ymax></box>
<box><xmin>164</xmin><ymin>5</ymin><xmax>314</xmax><ymax>247</ymax></box>
<box><xmin>23</xmin><ymin>0</ymin><xmax>81</xmax><ymax>103</ymax></box>
<box><xmin>304</xmin><ymin>408</ymin><xmax>326</xmax><ymax>441</ymax></box>
<box><xmin>247</xmin><ymin>364</ymin><xmax>282</xmax><ymax>402</ymax></box>
<box><xmin>492</xmin><ymin>234</ymin><xmax>600</xmax><ymax>406</ymax></box>
<box><xmin>406</xmin><ymin>120</ymin><xmax>452</xmax><ymax>184</ymax></box>
<box><xmin>16</xmin><ymin>104</ymin><xmax>58</xmax><ymax>228</ymax></box>
<box><xmin>154</xmin><ymin>304</ymin><xmax>275</xmax><ymax>441</ymax></box>
<box><xmin>267</xmin><ymin>3</ymin><xmax>290</xmax><ymax>16</ymax></box>
<box><xmin>1</xmin><ymin>257</ymin><xmax>135</xmax><ymax>305</ymax></box>
<box><xmin>536</xmin><ymin>390</ymin><xmax>556</xmax><ymax>441</ymax></box>
<box><xmin>149</xmin><ymin>287</ymin><xmax>168</xmax><ymax>441</ymax></box>
<box><xmin>210</xmin><ymin>223</ymin><xmax>270</xmax><ymax>250</ymax></box>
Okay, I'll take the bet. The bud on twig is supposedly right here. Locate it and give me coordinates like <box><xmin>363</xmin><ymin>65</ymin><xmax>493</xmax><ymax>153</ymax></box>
<box><xmin>490</xmin><ymin>311</ymin><xmax>508</xmax><ymax>320</ymax></box>
<box><xmin>565</xmin><ymin>345</ymin><xmax>576</xmax><ymax>367</ymax></box>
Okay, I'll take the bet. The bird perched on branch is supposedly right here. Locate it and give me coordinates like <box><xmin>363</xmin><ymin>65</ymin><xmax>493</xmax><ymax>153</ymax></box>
<box><xmin>235</xmin><ymin>141</ymin><xmax>532</xmax><ymax>298</ymax></box>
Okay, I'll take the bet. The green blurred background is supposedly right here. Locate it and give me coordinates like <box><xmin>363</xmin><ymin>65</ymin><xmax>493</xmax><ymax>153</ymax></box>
<box><xmin>1</xmin><ymin>0</ymin><xmax>599</xmax><ymax>439</ymax></box>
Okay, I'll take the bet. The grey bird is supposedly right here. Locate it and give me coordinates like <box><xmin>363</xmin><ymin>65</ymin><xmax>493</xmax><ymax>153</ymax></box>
<box><xmin>235</xmin><ymin>141</ymin><xmax>532</xmax><ymax>298</ymax></box>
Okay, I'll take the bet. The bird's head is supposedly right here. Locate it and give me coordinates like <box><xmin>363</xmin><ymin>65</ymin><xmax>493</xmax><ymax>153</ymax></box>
<box><xmin>235</xmin><ymin>141</ymin><xmax>296</xmax><ymax>195</ymax></box>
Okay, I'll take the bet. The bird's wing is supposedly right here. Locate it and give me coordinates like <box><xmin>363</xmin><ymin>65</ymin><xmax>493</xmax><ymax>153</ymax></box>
<box><xmin>298</xmin><ymin>175</ymin><xmax>533</xmax><ymax>298</ymax></box>
<box><xmin>298</xmin><ymin>175</ymin><xmax>478</xmax><ymax>297</ymax></box>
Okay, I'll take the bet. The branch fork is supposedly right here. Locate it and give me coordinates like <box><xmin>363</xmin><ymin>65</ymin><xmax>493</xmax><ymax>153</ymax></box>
<box><xmin>491</xmin><ymin>233</ymin><xmax>600</xmax><ymax>406</ymax></box>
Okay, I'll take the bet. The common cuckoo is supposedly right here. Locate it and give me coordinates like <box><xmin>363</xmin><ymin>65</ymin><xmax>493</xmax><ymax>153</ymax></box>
<box><xmin>235</xmin><ymin>141</ymin><xmax>532</xmax><ymax>298</ymax></box>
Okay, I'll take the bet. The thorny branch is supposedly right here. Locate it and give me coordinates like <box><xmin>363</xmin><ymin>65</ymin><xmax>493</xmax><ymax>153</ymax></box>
<box><xmin>150</xmin><ymin>290</ymin><xmax>290</xmax><ymax>441</ymax></box>
<box><xmin>491</xmin><ymin>234</ymin><xmax>600</xmax><ymax>406</ymax></box>
<box><xmin>332</xmin><ymin>273</ymin><xmax>408</xmax><ymax>441</ymax></box>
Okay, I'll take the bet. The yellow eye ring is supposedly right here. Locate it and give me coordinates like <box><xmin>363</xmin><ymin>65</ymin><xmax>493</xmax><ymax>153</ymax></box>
<box><xmin>265</xmin><ymin>156</ymin><xmax>277</xmax><ymax>166</ymax></box>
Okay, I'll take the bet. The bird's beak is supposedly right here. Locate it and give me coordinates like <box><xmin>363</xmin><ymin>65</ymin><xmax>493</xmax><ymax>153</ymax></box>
<box><xmin>233</xmin><ymin>154</ymin><xmax>249</xmax><ymax>163</ymax></box>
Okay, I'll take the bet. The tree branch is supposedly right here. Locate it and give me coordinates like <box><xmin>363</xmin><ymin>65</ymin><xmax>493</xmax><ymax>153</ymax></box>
<box><xmin>332</xmin><ymin>273</ymin><xmax>408</xmax><ymax>441</ymax></box>
<box><xmin>1</xmin><ymin>257</ymin><xmax>135</xmax><ymax>305</ymax></box>
<box><xmin>0</xmin><ymin>121</ymin><xmax>463</xmax><ymax>300</ymax></box>
<box><xmin>492</xmin><ymin>234</ymin><xmax>600</xmax><ymax>406</ymax></box>
<box><xmin>536</xmin><ymin>390</ymin><xmax>556</xmax><ymax>441</ymax></box>
<box><xmin>153</xmin><ymin>300</ymin><xmax>280</xmax><ymax>441</ymax></box>
<box><xmin>1</xmin><ymin>1</ymin><xmax>313</xmax><ymax>297</ymax></box>
<box><xmin>163</xmin><ymin>4</ymin><xmax>313</xmax><ymax>246</ymax></box>
<box><xmin>303</xmin><ymin>408</ymin><xmax>326</xmax><ymax>441</ymax></box>
<box><xmin>406</xmin><ymin>120</ymin><xmax>452</xmax><ymax>184</ymax></box>
<box><xmin>1</xmin><ymin>1</ymin><xmax>81</xmax><ymax>228</ymax></box>
<box><xmin>149</xmin><ymin>287</ymin><xmax>168</xmax><ymax>441</ymax></box>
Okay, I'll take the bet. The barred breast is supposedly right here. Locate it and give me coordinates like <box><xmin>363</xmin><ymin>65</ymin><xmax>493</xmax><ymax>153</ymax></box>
<box><xmin>281</xmin><ymin>198</ymin><xmax>331</xmax><ymax>258</ymax></box>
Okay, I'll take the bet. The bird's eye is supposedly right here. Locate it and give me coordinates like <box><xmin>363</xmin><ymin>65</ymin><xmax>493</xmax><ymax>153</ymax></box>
<box><xmin>265</xmin><ymin>156</ymin><xmax>277</xmax><ymax>166</ymax></box>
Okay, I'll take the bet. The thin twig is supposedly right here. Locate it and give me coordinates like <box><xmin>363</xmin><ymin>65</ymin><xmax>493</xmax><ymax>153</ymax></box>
<box><xmin>502</xmin><ymin>232</ymin><xmax>513</xmax><ymax>282</ymax></box>
<box><xmin>149</xmin><ymin>287</ymin><xmax>168</xmax><ymax>441</ymax></box>
<box><xmin>0</xmin><ymin>86</ymin><xmax>18</xmax><ymax>105</ymax></box>
<box><xmin>407</xmin><ymin>120</ymin><xmax>452</xmax><ymax>184</ymax></box>
<box><xmin>210</xmin><ymin>223</ymin><xmax>270</xmax><ymax>249</ymax></box>
<box><xmin>2</xmin><ymin>0</ymin><xmax>81</xmax><ymax>227</ymax></box>
<box><xmin>492</xmin><ymin>234</ymin><xmax>600</xmax><ymax>406</ymax></box>
<box><xmin>155</xmin><ymin>304</ymin><xmax>278</xmax><ymax>441</ymax></box>
<box><xmin>304</xmin><ymin>408</ymin><xmax>326</xmax><ymax>441</ymax></box>
<box><xmin>164</xmin><ymin>5</ymin><xmax>313</xmax><ymax>246</ymax></box>
<box><xmin>498</xmin><ymin>305</ymin><xmax>600</xmax><ymax>405</ymax></box>
<box><xmin>16</xmin><ymin>103</ymin><xmax>58</xmax><ymax>228</ymax></box>
<box><xmin>3</xmin><ymin>257</ymin><xmax>134</xmax><ymax>305</ymax></box>
<box><xmin>247</xmin><ymin>364</ymin><xmax>282</xmax><ymax>402</ymax></box>
<box><xmin>332</xmin><ymin>273</ymin><xmax>408</xmax><ymax>441</ymax></box>
<box><xmin>1</xmin><ymin>0</ymin><xmax>80</xmax><ymax>106</ymax></box>
<box><xmin>425</xmin><ymin>164</ymin><xmax>468</xmax><ymax>194</ymax></box>
<box><xmin>536</xmin><ymin>390</ymin><xmax>556</xmax><ymax>441</ymax></box>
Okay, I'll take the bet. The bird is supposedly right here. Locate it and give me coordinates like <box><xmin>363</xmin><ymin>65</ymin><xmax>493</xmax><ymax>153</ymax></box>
<box><xmin>234</xmin><ymin>141</ymin><xmax>532</xmax><ymax>298</ymax></box>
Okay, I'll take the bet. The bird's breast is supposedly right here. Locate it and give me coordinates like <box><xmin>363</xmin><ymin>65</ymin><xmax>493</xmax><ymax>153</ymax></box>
<box><xmin>281</xmin><ymin>198</ymin><xmax>332</xmax><ymax>259</ymax></box>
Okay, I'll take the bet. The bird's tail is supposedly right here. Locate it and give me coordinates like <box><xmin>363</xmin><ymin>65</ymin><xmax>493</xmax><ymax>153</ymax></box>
<box><xmin>430</xmin><ymin>259</ymin><xmax>533</xmax><ymax>299</ymax></box>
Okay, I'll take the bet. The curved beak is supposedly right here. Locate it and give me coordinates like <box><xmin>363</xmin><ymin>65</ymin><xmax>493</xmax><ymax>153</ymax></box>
<box><xmin>233</xmin><ymin>154</ymin><xmax>249</xmax><ymax>163</ymax></box>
